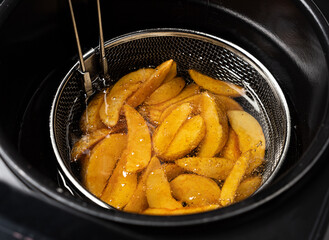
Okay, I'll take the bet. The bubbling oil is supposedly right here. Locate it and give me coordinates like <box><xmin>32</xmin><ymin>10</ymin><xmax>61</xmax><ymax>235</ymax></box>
<box><xmin>67</xmin><ymin>64</ymin><xmax>268</xmax><ymax>215</ymax></box>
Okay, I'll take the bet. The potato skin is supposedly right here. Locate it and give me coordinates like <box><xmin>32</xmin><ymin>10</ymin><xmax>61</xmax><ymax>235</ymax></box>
<box><xmin>146</xmin><ymin>168</ymin><xmax>182</xmax><ymax>209</ymax></box>
<box><xmin>171</xmin><ymin>174</ymin><xmax>221</xmax><ymax>207</ymax></box>
<box><xmin>143</xmin><ymin>205</ymin><xmax>220</xmax><ymax>215</ymax></box>
<box><xmin>189</xmin><ymin>69</ymin><xmax>244</xmax><ymax>97</ymax></box>
<box><xmin>124</xmin><ymin>104</ymin><xmax>152</xmax><ymax>173</ymax></box>
<box><xmin>124</xmin><ymin>156</ymin><xmax>162</xmax><ymax>213</ymax></box>
<box><xmin>198</xmin><ymin>92</ymin><xmax>229</xmax><ymax>157</ymax></box>
<box><xmin>152</xmin><ymin>102</ymin><xmax>193</xmax><ymax>156</ymax></box>
<box><xmin>235</xmin><ymin>176</ymin><xmax>262</xmax><ymax>202</ymax></box>
<box><xmin>83</xmin><ymin>133</ymin><xmax>127</xmax><ymax>197</ymax></box>
<box><xmin>161</xmin><ymin>115</ymin><xmax>206</xmax><ymax>161</ymax></box>
<box><xmin>227</xmin><ymin>110</ymin><xmax>266</xmax><ymax>173</ymax></box>
<box><xmin>100</xmin><ymin>150</ymin><xmax>138</xmax><ymax>209</ymax></box>
<box><xmin>176</xmin><ymin>157</ymin><xmax>234</xmax><ymax>180</ymax></box>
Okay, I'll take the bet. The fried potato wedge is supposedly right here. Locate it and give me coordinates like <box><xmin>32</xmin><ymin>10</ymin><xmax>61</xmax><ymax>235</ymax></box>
<box><xmin>171</xmin><ymin>174</ymin><xmax>221</xmax><ymax>207</ymax></box>
<box><xmin>162</xmin><ymin>115</ymin><xmax>206</xmax><ymax>161</ymax></box>
<box><xmin>126</xmin><ymin>59</ymin><xmax>174</xmax><ymax>107</ymax></box>
<box><xmin>159</xmin><ymin>94</ymin><xmax>202</xmax><ymax>123</ymax></box>
<box><xmin>221</xmin><ymin>128</ymin><xmax>241</xmax><ymax>161</ymax></box>
<box><xmin>71</xmin><ymin>128</ymin><xmax>113</xmax><ymax>162</ymax></box>
<box><xmin>189</xmin><ymin>69</ymin><xmax>244</xmax><ymax>97</ymax></box>
<box><xmin>227</xmin><ymin>110</ymin><xmax>265</xmax><ymax>172</ymax></box>
<box><xmin>137</xmin><ymin>105</ymin><xmax>162</xmax><ymax>125</ymax></box>
<box><xmin>198</xmin><ymin>92</ymin><xmax>229</xmax><ymax>157</ymax></box>
<box><xmin>235</xmin><ymin>175</ymin><xmax>262</xmax><ymax>202</ymax></box>
<box><xmin>150</xmin><ymin>83</ymin><xmax>201</xmax><ymax>112</ymax></box>
<box><xmin>213</xmin><ymin>95</ymin><xmax>243</xmax><ymax>112</ymax></box>
<box><xmin>124</xmin><ymin>156</ymin><xmax>161</xmax><ymax>213</ymax></box>
<box><xmin>163</xmin><ymin>163</ymin><xmax>186</xmax><ymax>181</ymax></box>
<box><xmin>146</xmin><ymin>168</ymin><xmax>182</xmax><ymax>209</ymax></box>
<box><xmin>100</xmin><ymin>68</ymin><xmax>154</xmax><ymax>127</ymax></box>
<box><xmin>145</xmin><ymin>77</ymin><xmax>185</xmax><ymax>105</ymax></box>
<box><xmin>80</xmin><ymin>88</ymin><xmax>109</xmax><ymax>134</ymax></box>
<box><xmin>123</xmin><ymin>105</ymin><xmax>152</xmax><ymax>173</ymax></box>
<box><xmin>163</xmin><ymin>61</ymin><xmax>177</xmax><ymax>83</ymax></box>
<box><xmin>220</xmin><ymin>150</ymin><xmax>252</xmax><ymax>206</ymax></box>
<box><xmin>83</xmin><ymin>134</ymin><xmax>127</xmax><ymax>197</ymax></box>
<box><xmin>175</xmin><ymin>157</ymin><xmax>234</xmax><ymax>180</ymax></box>
<box><xmin>153</xmin><ymin>102</ymin><xmax>193</xmax><ymax>156</ymax></box>
<box><xmin>143</xmin><ymin>205</ymin><xmax>220</xmax><ymax>215</ymax></box>
<box><xmin>100</xmin><ymin>151</ymin><xmax>137</xmax><ymax>209</ymax></box>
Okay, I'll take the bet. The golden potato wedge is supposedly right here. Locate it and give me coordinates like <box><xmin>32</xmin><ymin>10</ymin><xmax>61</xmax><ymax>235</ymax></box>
<box><xmin>71</xmin><ymin>128</ymin><xmax>113</xmax><ymax>162</ymax></box>
<box><xmin>143</xmin><ymin>205</ymin><xmax>220</xmax><ymax>215</ymax></box>
<box><xmin>124</xmin><ymin>156</ymin><xmax>162</xmax><ymax>213</ymax></box>
<box><xmin>152</xmin><ymin>102</ymin><xmax>193</xmax><ymax>156</ymax></box>
<box><xmin>235</xmin><ymin>175</ymin><xmax>262</xmax><ymax>202</ymax></box>
<box><xmin>146</xmin><ymin>168</ymin><xmax>182</xmax><ymax>209</ymax></box>
<box><xmin>221</xmin><ymin>128</ymin><xmax>241</xmax><ymax>161</ymax></box>
<box><xmin>213</xmin><ymin>95</ymin><xmax>243</xmax><ymax>112</ymax></box>
<box><xmin>175</xmin><ymin>157</ymin><xmax>234</xmax><ymax>180</ymax></box>
<box><xmin>83</xmin><ymin>134</ymin><xmax>127</xmax><ymax>197</ymax></box>
<box><xmin>137</xmin><ymin>105</ymin><xmax>162</xmax><ymax>125</ymax></box>
<box><xmin>227</xmin><ymin>110</ymin><xmax>265</xmax><ymax>172</ymax></box>
<box><xmin>126</xmin><ymin>59</ymin><xmax>174</xmax><ymax>107</ymax></box>
<box><xmin>159</xmin><ymin>94</ymin><xmax>202</xmax><ymax>123</ymax></box>
<box><xmin>170</xmin><ymin>174</ymin><xmax>221</xmax><ymax>207</ymax></box>
<box><xmin>80</xmin><ymin>88</ymin><xmax>110</xmax><ymax>134</ymax></box>
<box><xmin>163</xmin><ymin>163</ymin><xmax>186</xmax><ymax>181</ymax></box>
<box><xmin>162</xmin><ymin>115</ymin><xmax>206</xmax><ymax>161</ymax></box>
<box><xmin>100</xmin><ymin>151</ymin><xmax>137</xmax><ymax>209</ymax></box>
<box><xmin>150</xmin><ymin>83</ymin><xmax>201</xmax><ymax>112</ymax></box>
<box><xmin>198</xmin><ymin>92</ymin><xmax>229</xmax><ymax>157</ymax></box>
<box><xmin>220</xmin><ymin>150</ymin><xmax>252</xmax><ymax>206</ymax></box>
<box><xmin>189</xmin><ymin>69</ymin><xmax>244</xmax><ymax>97</ymax></box>
<box><xmin>123</xmin><ymin>105</ymin><xmax>152</xmax><ymax>173</ymax></box>
<box><xmin>99</xmin><ymin>68</ymin><xmax>154</xmax><ymax>127</ymax></box>
<box><xmin>163</xmin><ymin>61</ymin><xmax>177</xmax><ymax>83</ymax></box>
<box><xmin>145</xmin><ymin>77</ymin><xmax>185</xmax><ymax>105</ymax></box>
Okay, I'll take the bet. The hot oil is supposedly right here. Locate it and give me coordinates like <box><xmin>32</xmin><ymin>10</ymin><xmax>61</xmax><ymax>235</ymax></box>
<box><xmin>67</xmin><ymin>73</ymin><xmax>269</xmax><ymax>211</ymax></box>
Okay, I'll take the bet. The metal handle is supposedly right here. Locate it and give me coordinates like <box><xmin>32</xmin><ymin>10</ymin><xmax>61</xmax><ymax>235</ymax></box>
<box><xmin>97</xmin><ymin>0</ymin><xmax>109</xmax><ymax>78</ymax></box>
<box><xmin>68</xmin><ymin>0</ymin><xmax>93</xmax><ymax>97</ymax></box>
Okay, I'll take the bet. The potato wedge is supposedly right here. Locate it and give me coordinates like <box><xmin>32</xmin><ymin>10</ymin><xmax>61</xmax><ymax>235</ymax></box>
<box><xmin>162</xmin><ymin>115</ymin><xmax>206</xmax><ymax>161</ymax></box>
<box><xmin>146</xmin><ymin>168</ymin><xmax>182</xmax><ymax>209</ymax></box>
<box><xmin>145</xmin><ymin>77</ymin><xmax>185</xmax><ymax>105</ymax></box>
<box><xmin>189</xmin><ymin>69</ymin><xmax>244</xmax><ymax>97</ymax></box>
<box><xmin>83</xmin><ymin>133</ymin><xmax>127</xmax><ymax>197</ymax></box>
<box><xmin>170</xmin><ymin>174</ymin><xmax>221</xmax><ymax>207</ymax></box>
<box><xmin>71</xmin><ymin>128</ymin><xmax>113</xmax><ymax>162</ymax></box>
<box><xmin>163</xmin><ymin>163</ymin><xmax>185</xmax><ymax>181</ymax></box>
<box><xmin>99</xmin><ymin>68</ymin><xmax>154</xmax><ymax>127</ymax></box>
<box><xmin>159</xmin><ymin>94</ymin><xmax>202</xmax><ymax>123</ymax></box>
<box><xmin>100</xmin><ymin>151</ymin><xmax>137</xmax><ymax>209</ymax></box>
<box><xmin>227</xmin><ymin>110</ymin><xmax>265</xmax><ymax>172</ymax></box>
<box><xmin>150</xmin><ymin>83</ymin><xmax>201</xmax><ymax>112</ymax></box>
<box><xmin>221</xmin><ymin>128</ymin><xmax>241</xmax><ymax>161</ymax></box>
<box><xmin>126</xmin><ymin>59</ymin><xmax>174</xmax><ymax>107</ymax></box>
<box><xmin>220</xmin><ymin>150</ymin><xmax>252</xmax><ymax>206</ymax></box>
<box><xmin>80</xmin><ymin>88</ymin><xmax>109</xmax><ymax>134</ymax></box>
<box><xmin>198</xmin><ymin>92</ymin><xmax>229</xmax><ymax>157</ymax></box>
<box><xmin>213</xmin><ymin>95</ymin><xmax>243</xmax><ymax>112</ymax></box>
<box><xmin>152</xmin><ymin>102</ymin><xmax>193</xmax><ymax>156</ymax></box>
<box><xmin>124</xmin><ymin>156</ymin><xmax>162</xmax><ymax>213</ymax></box>
<box><xmin>175</xmin><ymin>157</ymin><xmax>234</xmax><ymax>180</ymax></box>
<box><xmin>123</xmin><ymin>105</ymin><xmax>152</xmax><ymax>173</ymax></box>
<box><xmin>143</xmin><ymin>205</ymin><xmax>220</xmax><ymax>215</ymax></box>
<box><xmin>235</xmin><ymin>175</ymin><xmax>262</xmax><ymax>202</ymax></box>
<box><xmin>163</xmin><ymin>61</ymin><xmax>177</xmax><ymax>83</ymax></box>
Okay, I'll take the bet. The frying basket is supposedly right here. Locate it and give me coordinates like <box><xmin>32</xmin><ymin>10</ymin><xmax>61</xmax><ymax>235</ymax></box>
<box><xmin>50</xmin><ymin>28</ymin><xmax>291</xmax><ymax>210</ymax></box>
